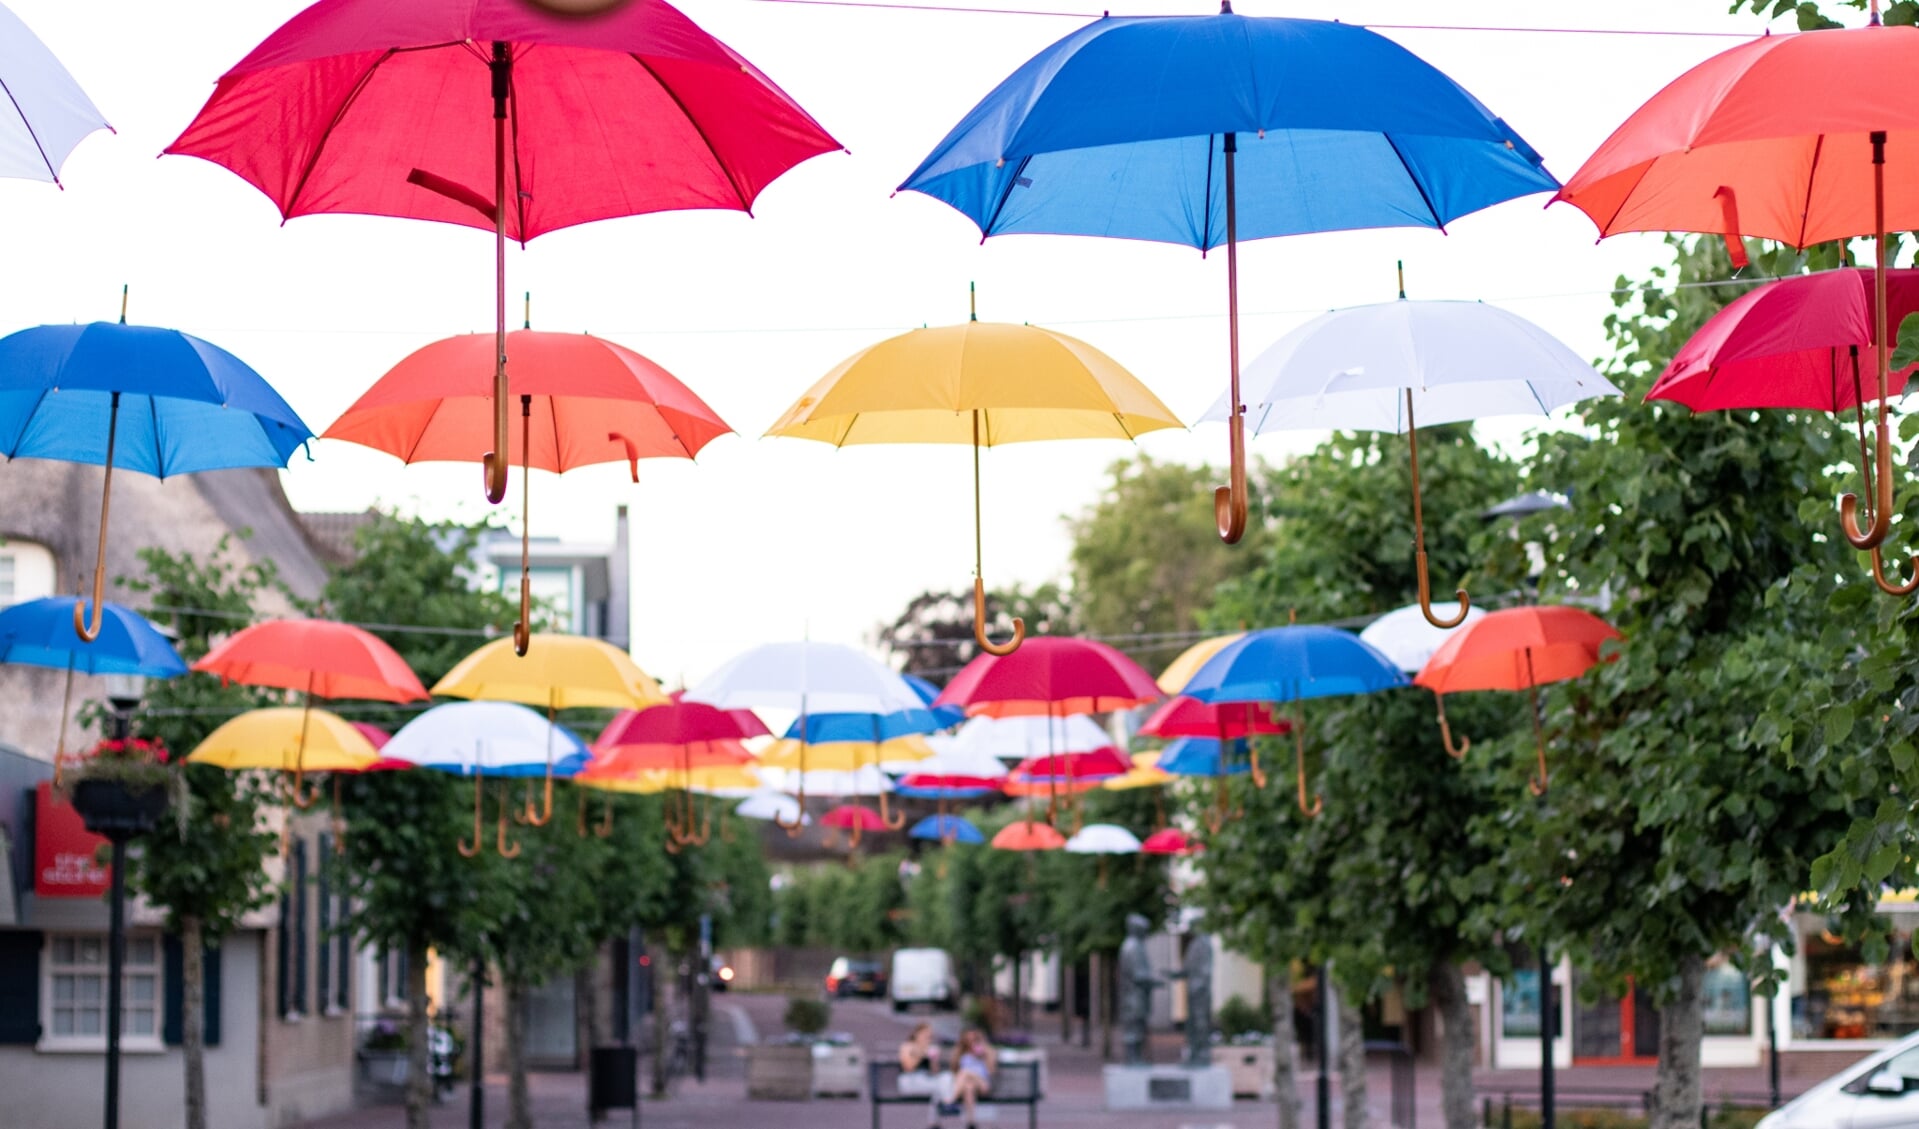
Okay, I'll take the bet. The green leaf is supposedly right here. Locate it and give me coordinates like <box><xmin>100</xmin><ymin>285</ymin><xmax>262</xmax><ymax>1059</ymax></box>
<box><xmin>1893</xmin><ymin>313</ymin><xmax>1919</xmax><ymax>372</ymax></box>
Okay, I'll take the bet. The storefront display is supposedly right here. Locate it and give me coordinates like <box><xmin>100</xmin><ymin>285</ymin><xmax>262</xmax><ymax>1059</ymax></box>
<box><xmin>1792</xmin><ymin>913</ymin><xmax>1919</xmax><ymax>1042</ymax></box>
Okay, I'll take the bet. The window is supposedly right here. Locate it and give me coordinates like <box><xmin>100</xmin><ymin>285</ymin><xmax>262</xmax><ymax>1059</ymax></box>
<box><xmin>0</xmin><ymin>555</ymin><xmax>15</xmax><ymax>604</ymax></box>
<box><xmin>278</xmin><ymin>839</ymin><xmax>309</xmax><ymax>1020</ymax></box>
<box><xmin>42</xmin><ymin>932</ymin><xmax>162</xmax><ymax>1050</ymax></box>
<box><xmin>377</xmin><ymin>947</ymin><xmax>409</xmax><ymax>1006</ymax></box>
<box><xmin>1793</xmin><ymin>915</ymin><xmax>1919</xmax><ymax>1041</ymax></box>
<box><xmin>0</xmin><ymin>541</ymin><xmax>56</xmax><ymax>608</ymax></box>
<box><xmin>315</xmin><ymin>835</ymin><xmax>350</xmax><ymax>1014</ymax></box>
<box><xmin>1701</xmin><ymin>957</ymin><xmax>1752</xmax><ymax>1036</ymax></box>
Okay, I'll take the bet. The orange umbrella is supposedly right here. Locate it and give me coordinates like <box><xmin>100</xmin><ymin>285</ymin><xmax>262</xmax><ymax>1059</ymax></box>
<box><xmin>990</xmin><ymin>820</ymin><xmax>1066</xmax><ymax>852</ymax></box>
<box><xmin>1414</xmin><ymin>606</ymin><xmax>1620</xmax><ymax>795</ymax></box>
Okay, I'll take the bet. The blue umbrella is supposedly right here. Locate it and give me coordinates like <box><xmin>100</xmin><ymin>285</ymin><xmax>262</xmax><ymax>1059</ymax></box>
<box><xmin>908</xmin><ymin>813</ymin><xmax>983</xmax><ymax>845</ymax></box>
<box><xmin>0</xmin><ymin>595</ymin><xmax>188</xmax><ymax>785</ymax></box>
<box><xmin>900</xmin><ymin>6</ymin><xmax>1557</xmax><ymax>543</ymax></box>
<box><xmin>784</xmin><ymin>706</ymin><xmax>951</xmax><ymax>744</ymax></box>
<box><xmin>0</xmin><ymin>312</ymin><xmax>313</xmax><ymax>640</ymax></box>
<box><xmin>1155</xmin><ymin>737</ymin><xmax>1253</xmax><ymax>778</ymax></box>
<box><xmin>1183</xmin><ymin>625</ymin><xmax>1407</xmax><ymax>815</ymax></box>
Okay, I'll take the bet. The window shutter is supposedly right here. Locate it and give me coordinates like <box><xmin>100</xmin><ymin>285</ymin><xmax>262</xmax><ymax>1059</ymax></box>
<box><xmin>163</xmin><ymin>933</ymin><xmax>184</xmax><ymax>1045</ymax></box>
<box><xmin>0</xmin><ymin>930</ymin><xmax>41</xmax><ymax>1044</ymax></box>
<box><xmin>316</xmin><ymin>835</ymin><xmax>331</xmax><ymax>1009</ymax></box>
<box><xmin>334</xmin><ymin>895</ymin><xmax>350</xmax><ymax>1013</ymax></box>
<box><xmin>276</xmin><ymin>887</ymin><xmax>291</xmax><ymax>1019</ymax></box>
<box><xmin>204</xmin><ymin>943</ymin><xmax>222</xmax><ymax>1047</ymax></box>
<box><xmin>292</xmin><ymin>840</ymin><xmax>308</xmax><ymax>1014</ymax></box>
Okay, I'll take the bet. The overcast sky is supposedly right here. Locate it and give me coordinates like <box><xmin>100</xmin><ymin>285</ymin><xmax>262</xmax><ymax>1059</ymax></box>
<box><xmin>2</xmin><ymin>0</ymin><xmax>1821</xmax><ymax>685</ymax></box>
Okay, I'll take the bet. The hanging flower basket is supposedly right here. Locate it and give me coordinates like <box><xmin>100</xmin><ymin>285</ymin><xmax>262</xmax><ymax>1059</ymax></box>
<box><xmin>68</xmin><ymin>736</ymin><xmax>171</xmax><ymax>838</ymax></box>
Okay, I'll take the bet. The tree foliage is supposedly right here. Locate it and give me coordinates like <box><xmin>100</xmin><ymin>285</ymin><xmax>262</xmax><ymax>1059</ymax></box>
<box><xmin>874</xmin><ymin>583</ymin><xmax>1075</xmax><ymax>685</ymax></box>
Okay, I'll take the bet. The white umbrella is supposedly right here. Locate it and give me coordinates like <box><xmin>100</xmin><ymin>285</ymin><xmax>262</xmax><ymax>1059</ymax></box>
<box><xmin>0</xmin><ymin>3</ymin><xmax>109</xmax><ymax>184</ymax></box>
<box><xmin>736</xmin><ymin>791</ymin><xmax>809</xmax><ymax>825</ymax></box>
<box><xmin>953</xmin><ymin>714</ymin><xmax>1114</xmax><ymax>762</ymax></box>
<box><xmin>1065</xmin><ymin>823</ymin><xmax>1142</xmax><ymax>855</ymax></box>
<box><xmin>1202</xmin><ymin>291</ymin><xmax>1619</xmax><ymax>628</ymax></box>
<box><xmin>905</xmin><ymin>745</ymin><xmax>1010</xmax><ymax>781</ymax></box>
<box><xmin>383</xmin><ymin>701</ymin><xmax>590</xmax><ymax>857</ymax></box>
<box><xmin>756</xmin><ymin>765</ymin><xmax>894</xmax><ymax>797</ymax></box>
<box><xmin>1360</xmin><ymin>603</ymin><xmax>1489</xmax><ymax>675</ymax></box>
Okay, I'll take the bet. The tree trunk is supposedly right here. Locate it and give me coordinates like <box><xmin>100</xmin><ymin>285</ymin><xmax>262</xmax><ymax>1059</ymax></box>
<box><xmin>1429</xmin><ymin>959</ymin><xmax>1475</xmax><ymax>1129</ymax></box>
<box><xmin>1060</xmin><ymin>954</ymin><xmax>1072</xmax><ymax>1042</ymax></box>
<box><xmin>1649</xmin><ymin>955</ymin><xmax>1706</xmax><ymax>1129</ymax></box>
<box><xmin>1012</xmin><ymin>950</ymin><xmax>1023</xmax><ymax>1031</ymax></box>
<box><xmin>182</xmin><ymin>915</ymin><xmax>208</xmax><ymax>1129</ymax></box>
<box><xmin>1099</xmin><ymin>951</ymin><xmax>1114</xmax><ymax>1060</ymax></box>
<box><xmin>650</xmin><ymin>955</ymin><xmax>670</xmax><ymax>1096</ymax></box>
<box><xmin>1338</xmin><ymin>988</ymin><xmax>1368</xmax><ymax>1129</ymax></box>
<box><xmin>1269</xmin><ymin>966</ymin><xmax>1302</xmax><ymax>1129</ymax></box>
<box><xmin>578</xmin><ymin>960</ymin><xmax>599</xmax><ymax>1119</ymax></box>
<box><xmin>405</xmin><ymin>940</ymin><xmax>431</xmax><ymax>1129</ymax></box>
<box><xmin>505</xmin><ymin>975</ymin><xmax>531</xmax><ymax>1129</ymax></box>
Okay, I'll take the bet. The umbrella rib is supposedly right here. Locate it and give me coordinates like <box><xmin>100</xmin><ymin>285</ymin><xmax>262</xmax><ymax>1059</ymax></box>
<box><xmin>282</xmin><ymin>49</ymin><xmax>405</xmax><ymax>221</ymax></box>
<box><xmin>0</xmin><ymin>75</ymin><xmax>61</xmax><ymax>183</ymax></box>
<box><xmin>148</xmin><ymin>395</ymin><xmax>164</xmax><ymax>480</ymax></box>
<box><xmin>1381</xmin><ymin>133</ymin><xmax>1444</xmax><ymax>230</ymax></box>
<box><xmin>626</xmin><ymin>54</ymin><xmax>751</xmax><ymax>213</ymax></box>
<box><xmin>981</xmin><ymin>155</ymin><xmax>1034</xmax><ymax>240</ymax></box>
<box><xmin>1797</xmin><ymin>134</ymin><xmax>1825</xmax><ymax>252</ymax></box>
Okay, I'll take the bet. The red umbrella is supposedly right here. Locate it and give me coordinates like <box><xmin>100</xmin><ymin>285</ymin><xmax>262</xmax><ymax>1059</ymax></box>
<box><xmin>590</xmin><ymin>698</ymin><xmax>761</xmax><ymax>846</ymax></box>
<box><xmin>196</xmin><ymin>619</ymin><xmax>428</xmax><ymax>807</ymax></box>
<box><xmin>990</xmin><ymin>819</ymin><xmax>1066</xmax><ymax>852</ymax></box>
<box><xmin>1139</xmin><ymin>696</ymin><xmax>1289</xmax><ymax>790</ymax></box>
<box><xmin>349</xmin><ymin>722</ymin><xmax>393</xmax><ymax>751</ymax></box>
<box><xmin>1555</xmin><ymin>14</ymin><xmax>1919</xmax><ymax>589</ymax></box>
<box><xmin>324</xmin><ymin>327</ymin><xmax>732</xmax><ymax>652</ymax></box>
<box><xmin>667</xmin><ymin>689</ymin><xmax>770</xmax><ymax>738</ymax></box>
<box><xmin>1139</xmin><ymin>827</ymin><xmax>1199</xmax><ymax>856</ymax></box>
<box><xmin>1414</xmin><ymin>606</ymin><xmax>1620</xmax><ymax>795</ymax></box>
<box><xmin>168</xmin><ymin>0</ymin><xmax>837</xmax><ymax>508</ymax></box>
<box><xmin>1009</xmin><ymin>748</ymin><xmax>1131</xmax><ymax>781</ymax></box>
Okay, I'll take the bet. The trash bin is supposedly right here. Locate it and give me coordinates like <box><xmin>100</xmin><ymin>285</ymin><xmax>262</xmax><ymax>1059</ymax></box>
<box><xmin>589</xmin><ymin>1045</ymin><xmax>639</xmax><ymax>1125</ymax></box>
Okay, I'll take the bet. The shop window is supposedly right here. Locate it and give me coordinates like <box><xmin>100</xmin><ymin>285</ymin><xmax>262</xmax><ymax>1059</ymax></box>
<box><xmin>42</xmin><ymin>932</ymin><xmax>162</xmax><ymax>1051</ymax></box>
<box><xmin>1794</xmin><ymin>918</ymin><xmax>1919</xmax><ymax>1041</ymax></box>
<box><xmin>1701</xmin><ymin>957</ymin><xmax>1752</xmax><ymax>1036</ymax></box>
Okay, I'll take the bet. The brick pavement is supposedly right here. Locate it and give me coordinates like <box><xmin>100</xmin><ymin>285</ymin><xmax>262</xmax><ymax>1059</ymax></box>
<box><xmin>301</xmin><ymin>994</ymin><xmax>1812</xmax><ymax>1129</ymax></box>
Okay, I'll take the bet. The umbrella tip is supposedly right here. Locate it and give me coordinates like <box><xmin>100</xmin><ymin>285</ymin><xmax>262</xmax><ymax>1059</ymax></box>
<box><xmin>1218</xmin><ymin>0</ymin><xmax>1232</xmax><ymax>12</ymax></box>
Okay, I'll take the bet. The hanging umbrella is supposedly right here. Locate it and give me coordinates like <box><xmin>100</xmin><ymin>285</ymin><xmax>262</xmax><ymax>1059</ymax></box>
<box><xmin>187</xmin><ymin>707</ymin><xmax>382</xmax><ymax>771</ymax></box>
<box><xmin>991</xmin><ymin>820</ymin><xmax>1066</xmax><ymax>852</ymax></box>
<box><xmin>1201</xmin><ymin>287</ymin><xmax>1618</xmax><ymax>625</ymax></box>
<box><xmin>383</xmin><ymin>700</ymin><xmax>592</xmax><ymax>856</ymax></box>
<box><xmin>1103</xmin><ymin>752</ymin><xmax>1172</xmax><ymax>791</ymax></box>
<box><xmin>1009</xmin><ymin>747</ymin><xmax>1131</xmax><ymax>781</ymax></box>
<box><xmin>168</xmin><ymin>0</ymin><xmax>837</xmax><ymax>510</ymax></box>
<box><xmin>1645</xmin><ymin>267</ymin><xmax>1919</xmax><ymax>592</ymax></box>
<box><xmin>1361</xmin><ymin>603</ymin><xmax>1490</xmax><ymax>675</ymax></box>
<box><xmin>1139</xmin><ymin>827</ymin><xmax>1200</xmax><ymax>857</ymax></box>
<box><xmin>768</xmin><ymin>289</ymin><xmax>1181</xmax><ymax>654</ymax></box>
<box><xmin>1153</xmin><ymin>736</ymin><xmax>1257</xmax><ymax>831</ymax></box>
<box><xmin>737</xmin><ymin>790</ymin><xmax>808</xmax><ymax>825</ymax></box>
<box><xmin>909</xmin><ymin>813</ymin><xmax>983</xmax><ymax>846</ymax></box>
<box><xmin>0</xmin><ymin>316</ymin><xmax>313</xmax><ymax>642</ymax></box>
<box><xmin>901</xmin><ymin>6</ymin><xmax>1556</xmax><ymax>546</ymax></box>
<box><xmin>820</xmin><ymin>804</ymin><xmax>889</xmax><ymax>832</ymax></box>
<box><xmin>0</xmin><ymin>596</ymin><xmax>186</xmax><ymax>788</ymax></box>
<box><xmin>759</xmin><ymin>734</ymin><xmax>936</xmax><ymax>772</ymax></box>
<box><xmin>1414</xmin><ymin>606</ymin><xmax>1620</xmax><ymax>796</ymax></box>
<box><xmin>1554</xmin><ymin>9</ymin><xmax>1919</xmax><ymax>591</ymax></box>
<box><xmin>194</xmin><ymin>617</ymin><xmax>429</xmax><ymax>812</ymax></box>
<box><xmin>896</xmin><ymin>743</ymin><xmax>1008</xmax><ymax>800</ymax></box>
<box><xmin>1139</xmin><ymin>694</ymin><xmax>1289</xmax><ymax>797</ymax></box>
<box><xmin>434</xmin><ymin>632</ymin><xmax>664</xmax><ymax>825</ymax></box>
<box><xmin>1183</xmin><ymin>625</ymin><xmax>1407</xmax><ymax>816</ymax></box>
<box><xmin>0</xmin><ymin>1</ymin><xmax>110</xmax><ymax>184</ymax></box>
<box><xmin>951</xmin><ymin>713</ymin><xmax>1114</xmax><ymax>762</ymax></box>
<box><xmin>592</xmin><ymin>697</ymin><xmax>763</xmax><ymax>844</ymax></box>
<box><xmin>1157</xmin><ymin>634</ymin><xmax>1245</xmax><ymax>695</ymax></box>
<box><xmin>1065</xmin><ymin>824</ymin><xmax>1142</xmax><ymax>855</ymax></box>
<box><xmin>787</xmin><ymin>672</ymin><xmax>964</xmax><ymax>741</ymax></box>
<box><xmin>324</xmin><ymin>323</ymin><xmax>732</xmax><ymax>650</ymax></box>
<box><xmin>349</xmin><ymin>723</ymin><xmax>393</xmax><ymax>751</ymax></box>
<box><xmin>687</xmin><ymin>641</ymin><xmax>927</xmax><ymax>833</ymax></box>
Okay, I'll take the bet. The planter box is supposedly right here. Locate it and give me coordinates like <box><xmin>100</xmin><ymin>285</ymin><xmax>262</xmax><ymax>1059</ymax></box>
<box><xmin>810</xmin><ymin>1043</ymin><xmax>866</xmax><ymax>1097</ymax></box>
<box><xmin>993</xmin><ymin>1046</ymin><xmax>1047</xmax><ymax>1096</ymax></box>
<box><xmin>359</xmin><ymin>1048</ymin><xmax>411</xmax><ymax>1088</ymax></box>
<box><xmin>70</xmin><ymin>779</ymin><xmax>168</xmax><ymax>839</ymax></box>
<box><xmin>746</xmin><ymin>1043</ymin><xmax>814</xmax><ymax>1100</ymax></box>
<box><xmin>1213</xmin><ymin>1043</ymin><xmax>1275</xmax><ymax>1098</ymax></box>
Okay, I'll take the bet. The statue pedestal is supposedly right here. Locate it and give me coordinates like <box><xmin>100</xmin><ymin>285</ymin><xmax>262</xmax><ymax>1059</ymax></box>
<box><xmin>1102</xmin><ymin>1063</ymin><xmax>1233</xmax><ymax>1111</ymax></box>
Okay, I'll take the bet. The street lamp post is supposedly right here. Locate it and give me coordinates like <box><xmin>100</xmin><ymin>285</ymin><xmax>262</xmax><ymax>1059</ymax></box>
<box><xmin>1316</xmin><ymin>964</ymin><xmax>1331</xmax><ymax>1129</ymax></box>
<box><xmin>95</xmin><ymin>674</ymin><xmax>150</xmax><ymax>1129</ymax></box>
<box><xmin>1539</xmin><ymin>946</ymin><xmax>1555</xmax><ymax>1129</ymax></box>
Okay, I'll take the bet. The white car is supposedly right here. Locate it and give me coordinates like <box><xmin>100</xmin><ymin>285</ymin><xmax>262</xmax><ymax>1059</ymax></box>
<box><xmin>889</xmin><ymin>948</ymin><xmax>958</xmax><ymax>1012</ymax></box>
<box><xmin>1759</xmin><ymin>1029</ymin><xmax>1919</xmax><ymax>1129</ymax></box>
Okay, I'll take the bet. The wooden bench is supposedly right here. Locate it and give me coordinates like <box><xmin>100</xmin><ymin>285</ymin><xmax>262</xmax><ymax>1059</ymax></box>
<box><xmin>869</xmin><ymin>1059</ymin><xmax>1040</xmax><ymax>1129</ymax></box>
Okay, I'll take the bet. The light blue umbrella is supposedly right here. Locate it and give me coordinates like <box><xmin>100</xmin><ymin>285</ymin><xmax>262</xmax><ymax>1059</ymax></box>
<box><xmin>0</xmin><ymin>1</ymin><xmax>111</xmax><ymax>185</ymax></box>
<box><xmin>908</xmin><ymin>813</ymin><xmax>983</xmax><ymax>845</ymax></box>
<box><xmin>900</xmin><ymin>6</ymin><xmax>1556</xmax><ymax>544</ymax></box>
<box><xmin>0</xmin><ymin>315</ymin><xmax>311</xmax><ymax>640</ymax></box>
<box><xmin>383</xmin><ymin>700</ymin><xmax>589</xmax><ymax>856</ymax></box>
<box><xmin>1184</xmin><ymin>625</ymin><xmax>1406</xmax><ymax>815</ymax></box>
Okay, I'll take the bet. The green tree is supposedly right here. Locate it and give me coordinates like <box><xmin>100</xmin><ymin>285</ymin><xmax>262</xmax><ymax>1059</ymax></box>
<box><xmin>118</xmin><ymin>538</ymin><xmax>283</xmax><ymax>1129</ymax></box>
<box><xmin>1497</xmin><ymin>234</ymin><xmax>1876</xmax><ymax>1129</ymax></box>
<box><xmin>874</xmin><ymin>583</ymin><xmax>1076</xmax><ymax>684</ymax></box>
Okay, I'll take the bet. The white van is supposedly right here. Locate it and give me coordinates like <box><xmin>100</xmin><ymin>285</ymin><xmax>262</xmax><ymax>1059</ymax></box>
<box><xmin>1759</xmin><ymin>1028</ymin><xmax>1919</xmax><ymax>1129</ymax></box>
<box><xmin>889</xmin><ymin>948</ymin><xmax>959</xmax><ymax>1012</ymax></box>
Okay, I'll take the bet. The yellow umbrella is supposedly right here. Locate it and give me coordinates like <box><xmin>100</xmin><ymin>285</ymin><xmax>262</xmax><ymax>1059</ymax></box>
<box><xmin>434</xmin><ymin>633</ymin><xmax>667</xmax><ymax>825</ymax></box>
<box><xmin>1156</xmin><ymin>633</ymin><xmax>1245</xmax><ymax>694</ymax></box>
<box><xmin>187</xmin><ymin>707</ymin><xmax>382</xmax><ymax>771</ymax></box>
<box><xmin>577</xmin><ymin>762</ymin><xmax>764</xmax><ymax>840</ymax></box>
<box><xmin>1103</xmin><ymin>751</ymin><xmax>1172</xmax><ymax>791</ymax></box>
<box><xmin>768</xmin><ymin>285</ymin><xmax>1183</xmax><ymax>656</ymax></box>
<box><xmin>758</xmin><ymin>734</ymin><xmax>935</xmax><ymax>771</ymax></box>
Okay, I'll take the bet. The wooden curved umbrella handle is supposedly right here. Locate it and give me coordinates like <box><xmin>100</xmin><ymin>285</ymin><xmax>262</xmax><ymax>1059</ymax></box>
<box><xmin>1417</xmin><ymin>553</ymin><xmax>1470</xmax><ymax>629</ymax></box>
<box><xmin>1844</xmin><ymin>138</ymin><xmax>1897</xmax><ymax>552</ymax></box>
<box><xmin>495</xmin><ymin>784</ymin><xmax>522</xmax><ymax>858</ymax></box>
<box><xmin>878</xmin><ymin>790</ymin><xmax>907</xmax><ymax>830</ymax></box>
<box><xmin>74</xmin><ymin>391</ymin><xmax>124</xmax><ymax>643</ymax></box>
<box><xmin>1248</xmin><ymin>746</ymin><xmax>1267</xmax><ymax>789</ymax></box>
<box><xmin>519</xmin><ymin>770</ymin><xmax>554</xmax><ymax>827</ymax></box>
<box><xmin>1436</xmin><ymin>695</ymin><xmax>1471</xmax><ymax>760</ymax></box>
<box><xmin>1870</xmin><ymin>544</ymin><xmax>1919</xmax><ymax>596</ymax></box>
<box><xmin>597</xmin><ymin>796</ymin><xmax>614</xmax><ymax>839</ymax></box>
<box><xmin>1293</xmin><ymin>716</ymin><xmax>1322</xmax><ymax>818</ymax></box>
<box><xmin>458</xmin><ymin>774</ymin><xmax>484</xmax><ymax>858</ymax></box>
<box><xmin>576</xmin><ymin>788</ymin><xmax>591</xmax><ymax>838</ymax></box>
<box><xmin>773</xmin><ymin>783</ymin><xmax>807</xmax><ymax>837</ymax></box>
<box><xmin>974</xmin><ymin>577</ymin><xmax>1024</xmax><ymax>656</ymax></box>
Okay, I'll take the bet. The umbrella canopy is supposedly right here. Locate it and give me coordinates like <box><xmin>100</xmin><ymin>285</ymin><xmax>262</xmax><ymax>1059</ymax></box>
<box><xmin>990</xmin><ymin>819</ymin><xmax>1066</xmax><ymax>852</ymax></box>
<box><xmin>783</xmin><ymin>706</ymin><xmax>955</xmax><ymax>744</ymax></box>
<box><xmin>0</xmin><ymin>320</ymin><xmax>313</xmax><ymax>641</ymax></box>
<box><xmin>1200</xmin><ymin>296</ymin><xmax>1616</xmax><ymax>626</ymax></box>
<box><xmin>758</xmin><ymin>734</ymin><xmax>936</xmax><ymax>772</ymax></box>
<box><xmin>951</xmin><ymin>713</ymin><xmax>1114</xmax><ymax>761</ymax></box>
<box><xmin>1185</xmin><ymin>625</ymin><xmax>1406</xmax><ymax>816</ymax></box>
<box><xmin>1361</xmin><ymin>603</ymin><xmax>1490</xmax><ymax>675</ymax></box>
<box><xmin>819</xmin><ymin>804</ymin><xmax>889</xmax><ymax>831</ymax></box>
<box><xmin>1649</xmin><ymin>268</ymin><xmax>1919</xmax><ymax>412</ymax></box>
<box><xmin>186</xmin><ymin>707</ymin><xmax>381</xmax><ymax>772</ymax></box>
<box><xmin>1139</xmin><ymin>827</ymin><xmax>1200</xmax><ymax>856</ymax></box>
<box><xmin>0</xmin><ymin>2</ymin><xmax>110</xmax><ymax>184</ymax></box>
<box><xmin>900</xmin><ymin>7</ymin><xmax>1555</xmax><ymax>543</ymax></box>
<box><xmin>169</xmin><ymin>0</ymin><xmax>835</xmax><ymax>509</ymax></box>
<box><xmin>1156</xmin><ymin>737</ymin><xmax>1254</xmax><ymax>778</ymax></box>
<box><xmin>1065</xmin><ymin>824</ymin><xmax>1142</xmax><ymax>855</ymax></box>
<box><xmin>384</xmin><ymin>701</ymin><xmax>592</xmax><ymax>775</ymax></box>
<box><xmin>579</xmin><ymin>761</ymin><xmax>760</xmax><ymax>796</ymax></box>
<box><xmin>1139</xmin><ymin>696</ymin><xmax>1289</xmax><ymax>741</ymax></box>
<box><xmin>768</xmin><ymin>306</ymin><xmax>1181</xmax><ymax>655</ymax></box>
<box><xmin>1002</xmin><ymin>772</ymin><xmax>1102</xmax><ymax>799</ymax></box>
<box><xmin>937</xmin><ymin>637</ymin><xmax>1161</xmax><ymax>718</ymax></box>
<box><xmin>195</xmin><ymin>619</ymin><xmax>427</xmax><ymax>702</ymax></box>
<box><xmin>323</xmin><ymin>329</ymin><xmax>733</xmax><ymax>649</ymax></box>
<box><xmin>909</xmin><ymin>813</ymin><xmax>984</xmax><ymax>845</ymax></box>
<box><xmin>667</xmin><ymin>689</ymin><xmax>770</xmax><ymax>738</ymax></box>
<box><xmin>349</xmin><ymin>723</ymin><xmax>392</xmax><ymax>751</ymax></box>
<box><xmin>757</xmin><ymin>765</ymin><xmax>894</xmax><ymax>798</ymax></box>
<box><xmin>687</xmin><ymin>641</ymin><xmax>925</xmax><ymax>715</ymax></box>
<box><xmin>736</xmin><ymin>791</ymin><xmax>808</xmax><ymax>824</ymax></box>
<box><xmin>1102</xmin><ymin>752</ymin><xmax>1172</xmax><ymax>792</ymax></box>
<box><xmin>1009</xmin><ymin>748</ymin><xmax>1132</xmax><ymax>781</ymax></box>
<box><xmin>1554</xmin><ymin>21</ymin><xmax>1919</xmax><ymax>581</ymax></box>
<box><xmin>598</xmin><ymin>699</ymin><xmax>763</xmax><ymax>747</ymax></box>
<box><xmin>434</xmin><ymin>634</ymin><xmax>665</xmax><ymax>711</ymax></box>
<box><xmin>1415</xmin><ymin>606</ymin><xmax>1621</xmax><ymax>795</ymax></box>
<box><xmin>0</xmin><ymin>597</ymin><xmax>185</xmax><ymax>677</ymax></box>
<box><xmin>589</xmin><ymin>738</ymin><xmax>756</xmax><ymax>775</ymax></box>
<box><xmin>896</xmin><ymin>743</ymin><xmax>1008</xmax><ymax>800</ymax></box>
<box><xmin>1156</xmin><ymin>633</ymin><xmax>1244</xmax><ymax>695</ymax></box>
